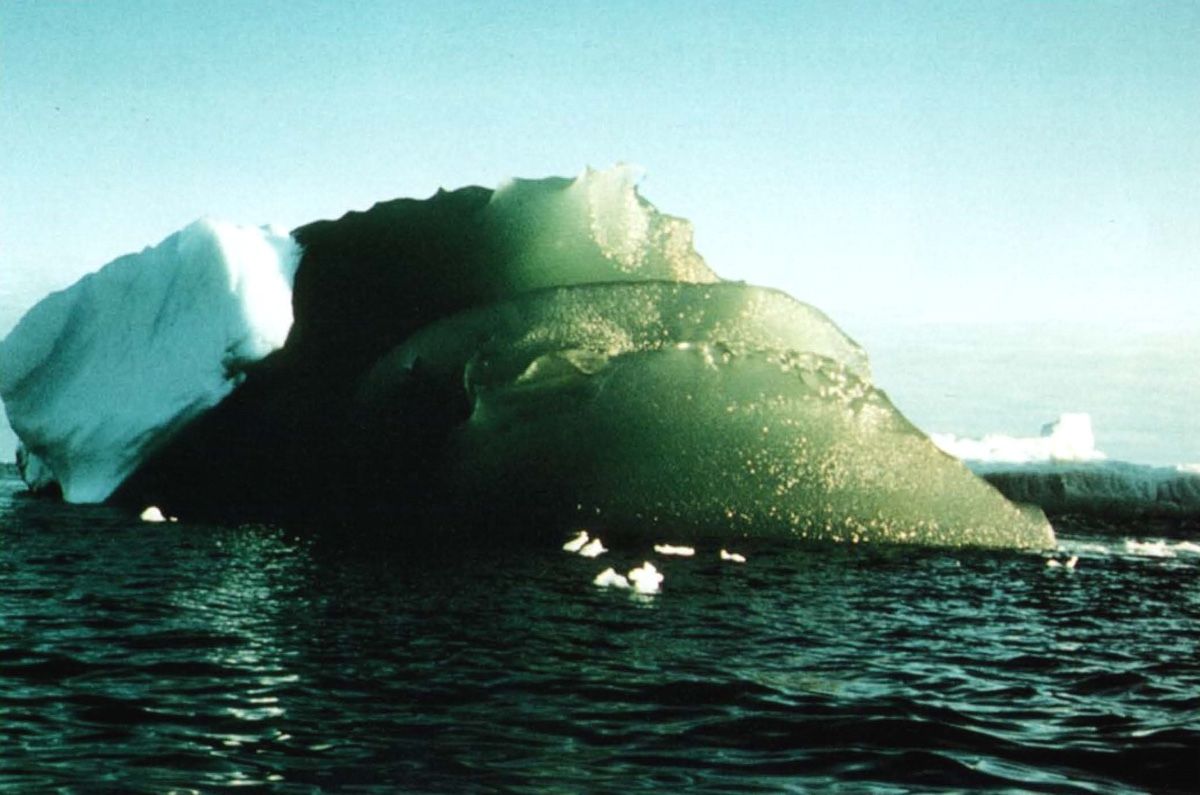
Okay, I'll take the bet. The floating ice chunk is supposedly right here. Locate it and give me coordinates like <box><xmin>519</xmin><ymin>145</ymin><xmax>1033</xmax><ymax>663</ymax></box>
<box><xmin>1045</xmin><ymin>555</ymin><xmax>1078</xmax><ymax>569</ymax></box>
<box><xmin>562</xmin><ymin>530</ymin><xmax>590</xmax><ymax>552</ymax></box>
<box><xmin>628</xmin><ymin>561</ymin><xmax>663</xmax><ymax>594</ymax></box>
<box><xmin>578</xmin><ymin>537</ymin><xmax>607</xmax><ymax>558</ymax></box>
<box><xmin>720</xmin><ymin>549</ymin><xmax>747</xmax><ymax>563</ymax></box>
<box><xmin>932</xmin><ymin>413</ymin><xmax>1106</xmax><ymax>464</ymax></box>
<box><xmin>593</xmin><ymin>567</ymin><xmax>631</xmax><ymax>589</ymax></box>
<box><xmin>140</xmin><ymin>506</ymin><xmax>167</xmax><ymax>523</ymax></box>
<box><xmin>0</xmin><ymin>220</ymin><xmax>301</xmax><ymax>502</ymax></box>
<box><xmin>654</xmin><ymin>543</ymin><xmax>695</xmax><ymax>556</ymax></box>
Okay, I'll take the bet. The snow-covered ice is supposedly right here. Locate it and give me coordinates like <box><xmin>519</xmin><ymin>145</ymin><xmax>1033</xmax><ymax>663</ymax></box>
<box><xmin>0</xmin><ymin>220</ymin><xmax>300</xmax><ymax>502</ymax></box>
<box><xmin>628</xmin><ymin>561</ymin><xmax>663</xmax><ymax>594</ymax></box>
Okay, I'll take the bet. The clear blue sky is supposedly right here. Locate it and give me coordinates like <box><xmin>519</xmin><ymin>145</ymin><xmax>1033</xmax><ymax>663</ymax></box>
<box><xmin>1</xmin><ymin>2</ymin><xmax>1198</xmax><ymax>461</ymax></box>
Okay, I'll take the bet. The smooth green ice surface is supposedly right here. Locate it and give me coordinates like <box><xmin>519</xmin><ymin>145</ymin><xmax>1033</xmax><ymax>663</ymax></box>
<box><xmin>360</xmin><ymin>281</ymin><xmax>1054</xmax><ymax>549</ymax></box>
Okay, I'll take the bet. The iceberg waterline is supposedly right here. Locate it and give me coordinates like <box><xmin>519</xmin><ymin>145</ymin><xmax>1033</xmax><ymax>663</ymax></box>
<box><xmin>0</xmin><ymin>166</ymin><xmax>1054</xmax><ymax>548</ymax></box>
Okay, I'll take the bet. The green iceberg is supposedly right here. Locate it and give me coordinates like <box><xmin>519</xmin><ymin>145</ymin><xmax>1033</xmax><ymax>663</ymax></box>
<box><xmin>8</xmin><ymin>164</ymin><xmax>1052</xmax><ymax>548</ymax></box>
<box><xmin>356</xmin><ymin>280</ymin><xmax>1053</xmax><ymax>548</ymax></box>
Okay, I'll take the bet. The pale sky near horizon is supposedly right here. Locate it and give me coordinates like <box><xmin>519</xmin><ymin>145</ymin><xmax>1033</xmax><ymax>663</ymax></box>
<box><xmin>1</xmin><ymin>2</ymin><xmax>1198</xmax><ymax>462</ymax></box>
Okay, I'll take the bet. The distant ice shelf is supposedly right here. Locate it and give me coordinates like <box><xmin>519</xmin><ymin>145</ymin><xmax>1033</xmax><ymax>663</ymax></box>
<box><xmin>936</xmin><ymin>414</ymin><xmax>1200</xmax><ymax>519</ymax></box>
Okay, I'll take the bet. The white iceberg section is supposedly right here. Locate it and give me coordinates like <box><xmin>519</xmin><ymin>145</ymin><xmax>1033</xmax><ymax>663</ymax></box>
<box><xmin>931</xmin><ymin>413</ymin><xmax>1105</xmax><ymax>464</ymax></box>
<box><xmin>0</xmin><ymin>220</ymin><xmax>300</xmax><ymax>502</ymax></box>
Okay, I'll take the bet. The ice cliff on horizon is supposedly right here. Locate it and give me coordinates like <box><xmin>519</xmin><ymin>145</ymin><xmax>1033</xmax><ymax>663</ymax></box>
<box><xmin>0</xmin><ymin>167</ymin><xmax>1054</xmax><ymax>548</ymax></box>
<box><xmin>935</xmin><ymin>414</ymin><xmax>1200</xmax><ymax>519</ymax></box>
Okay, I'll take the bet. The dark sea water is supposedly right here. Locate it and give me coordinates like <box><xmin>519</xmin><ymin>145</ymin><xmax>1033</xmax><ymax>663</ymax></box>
<box><xmin>2</xmin><ymin>470</ymin><xmax>1197</xmax><ymax>794</ymax></box>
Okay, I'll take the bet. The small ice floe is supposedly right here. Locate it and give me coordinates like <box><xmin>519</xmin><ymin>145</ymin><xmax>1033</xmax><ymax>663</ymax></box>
<box><xmin>140</xmin><ymin>506</ymin><xmax>167</xmax><ymax>523</ymax></box>
<box><xmin>720</xmin><ymin>549</ymin><xmax>746</xmax><ymax>563</ymax></box>
<box><xmin>578</xmin><ymin>537</ymin><xmax>607</xmax><ymax>558</ymax></box>
<box><xmin>628</xmin><ymin>561</ymin><xmax>664</xmax><ymax>594</ymax></box>
<box><xmin>1045</xmin><ymin>555</ymin><xmax>1078</xmax><ymax>569</ymax></box>
<box><xmin>593</xmin><ymin>567</ymin><xmax>631</xmax><ymax>589</ymax></box>
<box><xmin>562</xmin><ymin>530</ymin><xmax>590</xmax><ymax>552</ymax></box>
<box><xmin>653</xmin><ymin>543</ymin><xmax>695</xmax><ymax>556</ymax></box>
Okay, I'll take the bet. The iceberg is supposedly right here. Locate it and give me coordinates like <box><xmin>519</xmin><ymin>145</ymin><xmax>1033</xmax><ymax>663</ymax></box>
<box><xmin>0</xmin><ymin>220</ymin><xmax>300</xmax><ymax>502</ymax></box>
<box><xmin>931</xmin><ymin>413</ymin><xmax>1105</xmax><ymax>464</ymax></box>
<box><xmin>1</xmin><ymin>167</ymin><xmax>1054</xmax><ymax>549</ymax></box>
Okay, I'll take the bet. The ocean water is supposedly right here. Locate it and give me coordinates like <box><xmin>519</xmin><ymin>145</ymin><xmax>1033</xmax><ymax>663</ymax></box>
<box><xmin>2</xmin><ymin>470</ymin><xmax>1197</xmax><ymax>793</ymax></box>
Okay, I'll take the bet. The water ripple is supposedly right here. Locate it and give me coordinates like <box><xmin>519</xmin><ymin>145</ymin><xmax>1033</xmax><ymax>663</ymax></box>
<box><xmin>1</xmin><ymin>476</ymin><xmax>1197</xmax><ymax>792</ymax></box>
